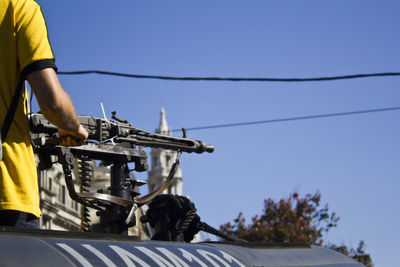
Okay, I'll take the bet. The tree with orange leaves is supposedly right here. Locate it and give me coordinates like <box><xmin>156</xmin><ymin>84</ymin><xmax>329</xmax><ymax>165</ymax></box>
<box><xmin>219</xmin><ymin>192</ymin><xmax>372</xmax><ymax>267</ymax></box>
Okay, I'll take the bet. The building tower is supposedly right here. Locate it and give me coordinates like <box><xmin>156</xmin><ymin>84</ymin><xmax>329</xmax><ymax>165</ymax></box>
<box><xmin>147</xmin><ymin>108</ymin><xmax>183</xmax><ymax>195</ymax></box>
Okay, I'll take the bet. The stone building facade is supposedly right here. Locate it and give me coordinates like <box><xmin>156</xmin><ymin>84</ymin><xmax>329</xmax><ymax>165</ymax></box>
<box><xmin>38</xmin><ymin>161</ymin><xmax>81</xmax><ymax>231</ymax></box>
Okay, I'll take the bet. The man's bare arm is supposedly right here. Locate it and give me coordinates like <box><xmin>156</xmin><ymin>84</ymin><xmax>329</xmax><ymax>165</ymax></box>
<box><xmin>27</xmin><ymin>68</ymin><xmax>88</xmax><ymax>146</ymax></box>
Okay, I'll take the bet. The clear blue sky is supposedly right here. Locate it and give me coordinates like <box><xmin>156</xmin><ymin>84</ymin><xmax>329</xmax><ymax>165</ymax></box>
<box><xmin>36</xmin><ymin>1</ymin><xmax>400</xmax><ymax>266</ymax></box>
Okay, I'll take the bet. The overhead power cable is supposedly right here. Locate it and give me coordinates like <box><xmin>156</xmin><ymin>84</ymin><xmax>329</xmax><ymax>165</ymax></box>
<box><xmin>58</xmin><ymin>70</ymin><xmax>400</xmax><ymax>82</ymax></box>
<box><xmin>171</xmin><ymin>106</ymin><xmax>400</xmax><ymax>132</ymax></box>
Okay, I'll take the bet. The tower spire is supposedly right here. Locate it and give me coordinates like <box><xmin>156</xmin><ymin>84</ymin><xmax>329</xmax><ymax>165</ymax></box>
<box><xmin>147</xmin><ymin>108</ymin><xmax>183</xmax><ymax>195</ymax></box>
<box><xmin>157</xmin><ymin>107</ymin><xmax>171</xmax><ymax>135</ymax></box>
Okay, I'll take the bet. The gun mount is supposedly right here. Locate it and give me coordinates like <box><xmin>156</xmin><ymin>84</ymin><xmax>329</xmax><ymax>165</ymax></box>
<box><xmin>30</xmin><ymin>112</ymin><xmax>214</xmax><ymax>235</ymax></box>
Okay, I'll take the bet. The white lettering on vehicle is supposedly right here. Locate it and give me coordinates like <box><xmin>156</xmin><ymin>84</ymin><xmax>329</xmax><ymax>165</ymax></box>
<box><xmin>109</xmin><ymin>245</ymin><xmax>150</xmax><ymax>267</ymax></box>
<box><xmin>156</xmin><ymin>247</ymin><xmax>190</xmax><ymax>267</ymax></box>
<box><xmin>196</xmin><ymin>249</ymin><xmax>230</xmax><ymax>267</ymax></box>
<box><xmin>82</xmin><ymin>244</ymin><xmax>117</xmax><ymax>267</ymax></box>
<box><xmin>220</xmin><ymin>251</ymin><xmax>246</xmax><ymax>267</ymax></box>
<box><xmin>56</xmin><ymin>243</ymin><xmax>93</xmax><ymax>267</ymax></box>
<box><xmin>135</xmin><ymin>246</ymin><xmax>175</xmax><ymax>267</ymax></box>
<box><xmin>56</xmin><ymin>242</ymin><xmax>245</xmax><ymax>267</ymax></box>
<box><xmin>178</xmin><ymin>248</ymin><xmax>208</xmax><ymax>267</ymax></box>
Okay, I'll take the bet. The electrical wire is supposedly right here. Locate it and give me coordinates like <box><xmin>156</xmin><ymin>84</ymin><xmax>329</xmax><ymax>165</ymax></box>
<box><xmin>171</xmin><ymin>106</ymin><xmax>400</xmax><ymax>132</ymax></box>
<box><xmin>58</xmin><ymin>70</ymin><xmax>400</xmax><ymax>82</ymax></box>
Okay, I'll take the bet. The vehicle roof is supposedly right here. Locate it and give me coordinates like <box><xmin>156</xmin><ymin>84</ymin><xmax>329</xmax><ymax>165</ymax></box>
<box><xmin>0</xmin><ymin>227</ymin><xmax>363</xmax><ymax>267</ymax></box>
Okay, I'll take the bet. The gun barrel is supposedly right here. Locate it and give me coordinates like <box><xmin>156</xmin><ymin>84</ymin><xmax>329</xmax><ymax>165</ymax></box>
<box><xmin>197</xmin><ymin>141</ymin><xmax>214</xmax><ymax>153</ymax></box>
<box><xmin>30</xmin><ymin>113</ymin><xmax>215</xmax><ymax>154</ymax></box>
<box><xmin>115</xmin><ymin>136</ymin><xmax>214</xmax><ymax>154</ymax></box>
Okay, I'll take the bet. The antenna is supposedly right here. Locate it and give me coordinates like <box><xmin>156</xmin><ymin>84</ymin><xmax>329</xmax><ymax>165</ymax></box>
<box><xmin>100</xmin><ymin>102</ymin><xmax>107</xmax><ymax>120</ymax></box>
<box><xmin>100</xmin><ymin>102</ymin><xmax>115</xmax><ymax>145</ymax></box>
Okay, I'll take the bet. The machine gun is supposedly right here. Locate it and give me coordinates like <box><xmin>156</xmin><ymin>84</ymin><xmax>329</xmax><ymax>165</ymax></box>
<box><xmin>30</xmin><ymin>112</ymin><xmax>213</xmax><ymax>235</ymax></box>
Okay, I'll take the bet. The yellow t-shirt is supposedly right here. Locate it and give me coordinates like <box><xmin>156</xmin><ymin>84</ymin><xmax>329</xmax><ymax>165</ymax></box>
<box><xmin>0</xmin><ymin>0</ymin><xmax>56</xmax><ymax>217</ymax></box>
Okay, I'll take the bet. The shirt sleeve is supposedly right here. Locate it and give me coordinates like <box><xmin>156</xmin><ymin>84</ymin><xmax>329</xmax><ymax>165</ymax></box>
<box><xmin>15</xmin><ymin>0</ymin><xmax>57</xmax><ymax>76</ymax></box>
